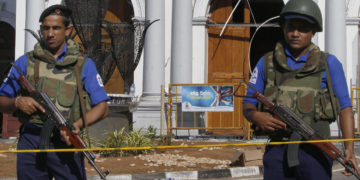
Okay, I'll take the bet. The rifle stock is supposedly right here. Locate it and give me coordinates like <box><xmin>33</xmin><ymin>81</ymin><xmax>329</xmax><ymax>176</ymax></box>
<box><xmin>244</xmin><ymin>81</ymin><xmax>360</xmax><ymax>179</ymax></box>
<box><xmin>12</xmin><ymin>64</ymin><xmax>109</xmax><ymax>180</ymax></box>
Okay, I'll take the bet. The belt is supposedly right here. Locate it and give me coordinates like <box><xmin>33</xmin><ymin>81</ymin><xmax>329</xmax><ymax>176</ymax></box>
<box><xmin>269</xmin><ymin>130</ymin><xmax>292</xmax><ymax>142</ymax></box>
<box><xmin>21</xmin><ymin>123</ymin><xmax>42</xmax><ymax>135</ymax></box>
<box><xmin>21</xmin><ymin>123</ymin><xmax>61</xmax><ymax>139</ymax></box>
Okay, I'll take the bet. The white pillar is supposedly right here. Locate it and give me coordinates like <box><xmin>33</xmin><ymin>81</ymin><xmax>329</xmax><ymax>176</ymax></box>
<box><xmin>193</xmin><ymin>0</ymin><xmax>210</xmax><ymax>84</ymax></box>
<box><xmin>143</xmin><ymin>0</ymin><xmax>165</xmax><ymax>96</ymax></box>
<box><xmin>15</xmin><ymin>0</ymin><xmax>26</xmax><ymax>59</ymax></box>
<box><xmin>192</xmin><ymin>17</ymin><xmax>207</xmax><ymax>84</ymax></box>
<box><xmin>133</xmin><ymin>0</ymin><xmax>165</xmax><ymax>134</ymax></box>
<box><xmin>25</xmin><ymin>0</ymin><xmax>45</xmax><ymax>52</ymax></box>
<box><xmin>312</xmin><ymin>0</ymin><xmax>319</xmax><ymax>45</ymax></box>
<box><xmin>170</xmin><ymin>0</ymin><xmax>192</xmax><ymax>84</ymax></box>
<box><xmin>325</xmin><ymin>0</ymin><xmax>347</xmax><ymax>137</ymax></box>
<box><xmin>325</xmin><ymin>0</ymin><xmax>346</xmax><ymax>72</ymax></box>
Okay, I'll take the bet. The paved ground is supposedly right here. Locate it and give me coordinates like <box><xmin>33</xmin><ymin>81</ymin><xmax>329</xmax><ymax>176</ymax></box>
<box><xmin>0</xmin><ymin>138</ymin><xmax>359</xmax><ymax>180</ymax></box>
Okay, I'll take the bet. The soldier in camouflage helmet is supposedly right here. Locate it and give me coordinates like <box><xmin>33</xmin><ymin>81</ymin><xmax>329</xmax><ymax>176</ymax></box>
<box><xmin>243</xmin><ymin>0</ymin><xmax>360</xmax><ymax>179</ymax></box>
<box><xmin>0</xmin><ymin>4</ymin><xmax>109</xmax><ymax>180</ymax></box>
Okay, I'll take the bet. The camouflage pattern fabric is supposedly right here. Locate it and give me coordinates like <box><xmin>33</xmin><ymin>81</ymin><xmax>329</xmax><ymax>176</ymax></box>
<box><xmin>262</xmin><ymin>42</ymin><xmax>339</xmax><ymax>138</ymax></box>
<box><xmin>17</xmin><ymin>39</ymin><xmax>91</xmax><ymax>126</ymax></box>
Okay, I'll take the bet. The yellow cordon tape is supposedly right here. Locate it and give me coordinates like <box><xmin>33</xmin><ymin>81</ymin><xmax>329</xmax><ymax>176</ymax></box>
<box><xmin>1</xmin><ymin>138</ymin><xmax>359</xmax><ymax>153</ymax></box>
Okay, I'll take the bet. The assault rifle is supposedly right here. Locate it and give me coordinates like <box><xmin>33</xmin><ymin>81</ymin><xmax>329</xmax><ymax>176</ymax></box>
<box><xmin>12</xmin><ymin>64</ymin><xmax>110</xmax><ymax>180</ymax></box>
<box><xmin>242</xmin><ymin>81</ymin><xmax>360</xmax><ymax>179</ymax></box>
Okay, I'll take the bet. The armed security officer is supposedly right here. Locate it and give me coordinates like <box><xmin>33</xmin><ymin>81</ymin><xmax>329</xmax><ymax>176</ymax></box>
<box><xmin>0</xmin><ymin>5</ymin><xmax>109</xmax><ymax>180</ymax></box>
<box><xmin>243</xmin><ymin>0</ymin><xmax>360</xmax><ymax>179</ymax></box>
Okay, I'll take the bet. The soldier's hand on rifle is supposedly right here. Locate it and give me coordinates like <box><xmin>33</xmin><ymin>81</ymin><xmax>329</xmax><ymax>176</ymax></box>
<box><xmin>60</xmin><ymin>123</ymin><xmax>81</xmax><ymax>146</ymax></box>
<box><xmin>342</xmin><ymin>148</ymin><xmax>360</xmax><ymax>176</ymax></box>
<box><xmin>15</xmin><ymin>96</ymin><xmax>45</xmax><ymax>115</ymax></box>
<box><xmin>243</xmin><ymin>103</ymin><xmax>287</xmax><ymax>132</ymax></box>
<box><xmin>252</xmin><ymin>111</ymin><xmax>287</xmax><ymax>132</ymax></box>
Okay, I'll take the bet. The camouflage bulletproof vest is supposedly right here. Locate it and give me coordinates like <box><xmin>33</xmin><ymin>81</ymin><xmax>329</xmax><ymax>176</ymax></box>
<box><xmin>262</xmin><ymin>42</ymin><xmax>340</xmax><ymax>138</ymax></box>
<box><xmin>17</xmin><ymin>39</ymin><xmax>91</xmax><ymax>126</ymax></box>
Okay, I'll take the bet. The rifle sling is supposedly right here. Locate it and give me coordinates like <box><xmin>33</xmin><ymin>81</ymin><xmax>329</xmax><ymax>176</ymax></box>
<box><xmin>322</xmin><ymin>53</ymin><xmax>339</xmax><ymax>120</ymax></box>
<box><xmin>74</xmin><ymin>61</ymin><xmax>91</xmax><ymax>147</ymax></box>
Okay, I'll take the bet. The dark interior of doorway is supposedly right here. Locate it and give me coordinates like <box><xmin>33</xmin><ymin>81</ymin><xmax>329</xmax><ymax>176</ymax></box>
<box><xmin>0</xmin><ymin>21</ymin><xmax>15</xmax><ymax>136</ymax></box>
<box><xmin>231</xmin><ymin>0</ymin><xmax>284</xmax><ymax>136</ymax></box>
<box><xmin>0</xmin><ymin>22</ymin><xmax>14</xmax><ymax>79</ymax></box>
<box><xmin>233</xmin><ymin>0</ymin><xmax>284</xmax><ymax>71</ymax></box>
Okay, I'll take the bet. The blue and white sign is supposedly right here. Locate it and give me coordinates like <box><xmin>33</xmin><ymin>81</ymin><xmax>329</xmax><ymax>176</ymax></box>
<box><xmin>182</xmin><ymin>85</ymin><xmax>234</xmax><ymax>112</ymax></box>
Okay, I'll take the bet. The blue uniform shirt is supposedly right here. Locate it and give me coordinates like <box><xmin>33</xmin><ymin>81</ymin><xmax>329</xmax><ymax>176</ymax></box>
<box><xmin>243</xmin><ymin>45</ymin><xmax>352</xmax><ymax>110</ymax></box>
<box><xmin>0</xmin><ymin>43</ymin><xmax>109</xmax><ymax>106</ymax></box>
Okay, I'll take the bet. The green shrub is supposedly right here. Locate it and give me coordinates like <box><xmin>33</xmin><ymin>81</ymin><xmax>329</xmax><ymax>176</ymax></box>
<box><xmin>146</xmin><ymin>125</ymin><xmax>157</xmax><ymax>139</ymax></box>
<box><xmin>99</xmin><ymin>128</ymin><xmax>127</xmax><ymax>157</ymax></box>
<box><xmin>99</xmin><ymin>127</ymin><xmax>157</xmax><ymax>157</ymax></box>
<box><xmin>158</xmin><ymin>135</ymin><xmax>172</xmax><ymax>145</ymax></box>
<box><xmin>124</xmin><ymin>128</ymin><xmax>154</xmax><ymax>156</ymax></box>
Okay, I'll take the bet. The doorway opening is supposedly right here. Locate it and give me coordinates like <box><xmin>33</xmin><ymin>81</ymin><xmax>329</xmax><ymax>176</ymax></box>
<box><xmin>243</xmin><ymin>0</ymin><xmax>284</xmax><ymax>70</ymax></box>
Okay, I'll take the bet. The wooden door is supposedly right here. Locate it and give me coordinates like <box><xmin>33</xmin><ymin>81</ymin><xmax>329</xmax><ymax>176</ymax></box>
<box><xmin>207</xmin><ymin>1</ymin><xmax>250</xmax><ymax>135</ymax></box>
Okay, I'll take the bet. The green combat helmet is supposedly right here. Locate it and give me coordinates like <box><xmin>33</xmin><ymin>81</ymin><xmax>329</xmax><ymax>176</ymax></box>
<box><xmin>279</xmin><ymin>0</ymin><xmax>323</xmax><ymax>32</ymax></box>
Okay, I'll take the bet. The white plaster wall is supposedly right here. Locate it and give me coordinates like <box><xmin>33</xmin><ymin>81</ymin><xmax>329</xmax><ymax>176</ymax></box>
<box><xmin>131</xmin><ymin>0</ymin><xmax>145</xmax><ymax>97</ymax></box>
<box><xmin>133</xmin><ymin>40</ymin><xmax>144</xmax><ymax>96</ymax></box>
<box><xmin>46</xmin><ymin>0</ymin><xmax>63</xmax><ymax>6</ymax></box>
<box><xmin>164</xmin><ymin>0</ymin><xmax>172</xmax><ymax>90</ymax></box>
<box><xmin>131</xmin><ymin>0</ymin><xmax>145</xmax><ymax>18</ymax></box>
<box><xmin>316</xmin><ymin>0</ymin><xmax>325</xmax><ymax>51</ymax></box>
<box><xmin>346</xmin><ymin>0</ymin><xmax>360</xmax><ymax>130</ymax></box>
<box><xmin>347</xmin><ymin>26</ymin><xmax>358</xmax><ymax>87</ymax></box>
<box><xmin>15</xmin><ymin>0</ymin><xmax>26</xmax><ymax>60</ymax></box>
<box><xmin>346</xmin><ymin>0</ymin><xmax>360</xmax><ymax>87</ymax></box>
<box><xmin>192</xmin><ymin>0</ymin><xmax>210</xmax><ymax>84</ymax></box>
<box><xmin>193</xmin><ymin>0</ymin><xmax>209</xmax><ymax>17</ymax></box>
<box><xmin>192</xmin><ymin>23</ymin><xmax>207</xmax><ymax>84</ymax></box>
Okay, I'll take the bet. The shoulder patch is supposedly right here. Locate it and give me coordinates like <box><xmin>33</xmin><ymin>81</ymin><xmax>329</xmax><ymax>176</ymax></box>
<box><xmin>2</xmin><ymin>67</ymin><xmax>12</xmax><ymax>84</ymax></box>
<box><xmin>96</xmin><ymin>74</ymin><xmax>104</xmax><ymax>87</ymax></box>
<box><xmin>2</xmin><ymin>77</ymin><xmax>8</xmax><ymax>84</ymax></box>
<box><xmin>249</xmin><ymin>67</ymin><xmax>258</xmax><ymax>84</ymax></box>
